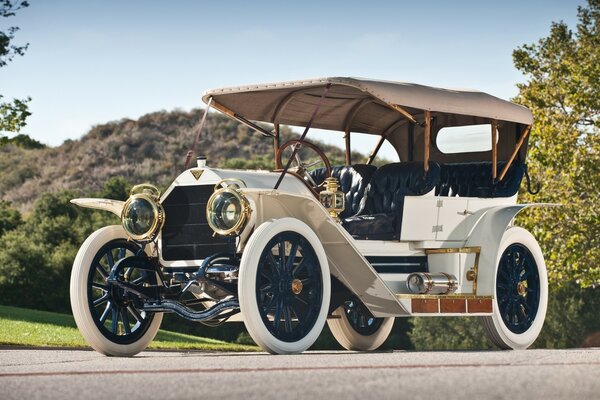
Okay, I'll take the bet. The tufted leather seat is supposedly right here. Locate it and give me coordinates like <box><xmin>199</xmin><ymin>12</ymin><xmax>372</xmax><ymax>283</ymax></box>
<box><xmin>342</xmin><ymin>162</ymin><xmax>441</xmax><ymax>240</ymax></box>
<box><xmin>435</xmin><ymin>161</ymin><xmax>525</xmax><ymax>197</ymax></box>
<box><xmin>309</xmin><ymin>164</ymin><xmax>377</xmax><ymax>219</ymax></box>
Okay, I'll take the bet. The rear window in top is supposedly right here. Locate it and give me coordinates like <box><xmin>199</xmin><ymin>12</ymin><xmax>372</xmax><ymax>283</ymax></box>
<box><xmin>436</xmin><ymin>124</ymin><xmax>495</xmax><ymax>154</ymax></box>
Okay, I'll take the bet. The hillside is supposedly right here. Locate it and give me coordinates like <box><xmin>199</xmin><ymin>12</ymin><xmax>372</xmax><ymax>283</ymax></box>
<box><xmin>0</xmin><ymin>109</ymin><xmax>352</xmax><ymax>212</ymax></box>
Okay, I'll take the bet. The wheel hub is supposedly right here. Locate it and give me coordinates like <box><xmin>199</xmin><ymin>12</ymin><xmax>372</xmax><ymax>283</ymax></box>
<box><xmin>516</xmin><ymin>281</ymin><xmax>527</xmax><ymax>297</ymax></box>
<box><xmin>109</xmin><ymin>281</ymin><xmax>130</xmax><ymax>308</ymax></box>
<box><xmin>291</xmin><ymin>279</ymin><xmax>303</xmax><ymax>295</ymax></box>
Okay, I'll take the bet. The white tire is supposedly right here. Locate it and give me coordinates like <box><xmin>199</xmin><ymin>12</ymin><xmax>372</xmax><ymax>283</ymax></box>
<box><xmin>239</xmin><ymin>218</ymin><xmax>331</xmax><ymax>354</ymax></box>
<box><xmin>481</xmin><ymin>227</ymin><xmax>548</xmax><ymax>349</ymax></box>
<box><xmin>328</xmin><ymin>301</ymin><xmax>394</xmax><ymax>351</ymax></box>
<box><xmin>70</xmin><ymin>225</ymin><xmax>162</xmax><ymax>356</ymax></box>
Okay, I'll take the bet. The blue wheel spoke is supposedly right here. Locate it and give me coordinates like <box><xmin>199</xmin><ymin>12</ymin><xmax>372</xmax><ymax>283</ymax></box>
<box><xmin>278</xmin><ymin>240</ymin><xmax>286</xmax><ymax>271</ymax></box>
<box><xmin>93</xmin><ymin>282</ymin><xmax>108</xmax><ymax>292</ymax></box>
<box><xmin>300</xmin><ymin>278</ymin><xmax>312</xmax><ymax>287</ymax></box>
<box><xmin>286</xmin><ymin>243</ymin><xmax>299</xmax><ymax>272</ymax></box>
<box><xmin>121</xmin><ymin>309</ymin><xmax>131</xmax><ymax>334</ymax></box>
<box><xmin>289</xmin><ymin>301</ymin><xmax>303</xmax><ymax>325</ymax></box>
<box><xmin>267</xmin><ymin>253</ymin><xmax>280</xmax><ymax>274</ymax></box>
<box><xmin>106</xmin><ymin>250</ymin><xmax>115</xmax><ymax>268</ymax></box>
<box><xmin>260</xmin><ymin>270</ymin><xmax>272</xmax><ymax>282</ymax></box>
<box><xmin>294</xmin><ymin>295</ymin><xmax>309</xmax><ymax>306</ymax></box>
<box><xmin>273</xmin><ymin>298</ymin><xmax>283</xmax><ymax>332</ymax></box>
<box><xmin>510</xmin><ymin>300</ymin><xmax>518</xmax><ymax>322</ymax></box>
<box><xmin>292</xmin><ymin>259</ymin><xmax>307</xmax><ymax>276</ymax></box>
<box><xmin>260</xmin><ymin>283</ymin><xmax>272</xmax><ymax>292</ymax></box>
<box><xmin>111</xmin><ymin>308</ymin><xmax>118</xmax><ymax>334</ymax></box>
<box><xmin>283</xmin><ymin>304</ymin><xmax>293</xmax><ymax>333</ymax></box>
<box><xmin>95</xmin><ymin>264</ymin><xmax>109</xmax><ymax>281</ymax></box>
<box><xmin>93</xmin><ymin>293</ymin><xmax>109</xmax><ymax>306</ymax></box>
<box><xmin>99</xmin><ymin>302</ymin><xmax>112</xmax><ymax>323</ymax></box>
<box><xmin>502</xmin><ymin>299</ymin><xmax>511</xmax><ymax>318</ymax></box>
<box><xmin>127</xmin><ymin>306</ymin><xmax>143</xmax><ymax>323</ymax></box>
<box><xmin>262</xmin><ymin>293</ymin><xmax>277</xmax><ymax>312</ymax></box>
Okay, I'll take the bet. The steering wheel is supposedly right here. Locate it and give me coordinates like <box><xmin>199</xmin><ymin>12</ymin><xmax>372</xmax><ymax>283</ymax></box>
<box><xmin>276</xmin><ymin>140</ymin><xmax>332</xmax><ymax>188</ymax></box>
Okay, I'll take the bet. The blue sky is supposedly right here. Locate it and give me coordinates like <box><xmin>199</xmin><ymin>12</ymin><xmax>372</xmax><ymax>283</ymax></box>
<box><xmin>1</xmin><ymin>0</ymin><xmax>584</xmax><ymax>158</ymax></box>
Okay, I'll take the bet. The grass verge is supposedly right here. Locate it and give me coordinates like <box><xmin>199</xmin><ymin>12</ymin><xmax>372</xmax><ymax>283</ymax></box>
<box><xmin>0</xmin><ymin>305</ymin><xmax>258</xmax><ymax>352</ymax></box>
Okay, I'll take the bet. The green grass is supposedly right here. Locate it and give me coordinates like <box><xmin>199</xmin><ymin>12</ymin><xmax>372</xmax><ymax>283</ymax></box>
<box><xmin>0</xmin><ymin>305</ymin><xmax>258</xmax><ymax>352</ymax></box>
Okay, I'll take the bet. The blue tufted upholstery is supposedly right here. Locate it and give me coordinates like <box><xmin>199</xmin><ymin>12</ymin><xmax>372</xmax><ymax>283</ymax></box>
<box><xmin>342</xmin><ymin>162</ymin><xmax>441</xmax><ymax>240</ymax></box>
<box><xmin>309</xmin><ymin>164</ymin><xmax>377</xmax><ymax>219</ymax></box>
<box><xmin>435</xmin><ymin>161</ymin><xmax>525</xmax><ymax>198</ymax></box>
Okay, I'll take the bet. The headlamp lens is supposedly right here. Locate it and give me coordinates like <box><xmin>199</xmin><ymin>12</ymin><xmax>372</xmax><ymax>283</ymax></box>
<box><xmin>122</xmin><ymin>197</ymin><xmax>156</xmax><ymax>238</ymax></box>
<box><xmin>208</xmin><ymin>191</ymin><xmax>242</xmax><ymax>231</ymax></box>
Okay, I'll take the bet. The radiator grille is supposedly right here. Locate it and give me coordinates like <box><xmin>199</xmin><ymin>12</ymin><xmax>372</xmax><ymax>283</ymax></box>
<box><xmin>160</xmin><ymin>185</ymin><xmax>231</xmax><ymax>261</ymax></box>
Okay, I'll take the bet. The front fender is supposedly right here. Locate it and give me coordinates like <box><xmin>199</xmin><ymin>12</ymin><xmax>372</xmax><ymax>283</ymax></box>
<box><xmin>71</xmin><ymin>198</ymin><xmax>124</xmax><ymax>218</ymax></box>
<box><xmin>240</xmin><ymin>189</ymin><xmax>408</xmax><ymax>317</ymax></box>
<box><xmin>465</xmin><ymin>203</ymin><xmax>559</xmax><ymax>296</ymax></box>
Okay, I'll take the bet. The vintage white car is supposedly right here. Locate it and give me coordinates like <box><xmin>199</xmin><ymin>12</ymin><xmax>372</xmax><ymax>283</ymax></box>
<box><xmin>70</xmin><ymin>77</ymin><xmax>549</xmax><ymax>356</ymax></box>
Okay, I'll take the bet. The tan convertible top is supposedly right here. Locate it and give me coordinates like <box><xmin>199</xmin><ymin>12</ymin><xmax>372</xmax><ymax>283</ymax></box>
<box><xmin>202</xmin><ymin>77</ymin><xmax>533</xmax><ymax>135</ymax></box>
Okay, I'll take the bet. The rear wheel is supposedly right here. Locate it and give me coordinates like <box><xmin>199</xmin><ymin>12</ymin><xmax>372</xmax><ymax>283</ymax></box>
<box><xmin>328</xmin><ymin>298</ymin><xmax>394</xmax><ymax>351</ymax></box>
<box><xmin>481</xmin><ymin>227</ymin><xmax>547</xmax><ymax>349</ymax></box>
<box><xmin>70</xmin><ymin>226</ymin><xmax>162</xmax><ymax>356</ymax></box>
<box><xmin>239</xmin><ymin>218</ymin><xmax>330</xmax><ymax>354</ymax></box>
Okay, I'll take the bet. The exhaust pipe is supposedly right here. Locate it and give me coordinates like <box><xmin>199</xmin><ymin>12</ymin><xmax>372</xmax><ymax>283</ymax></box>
<box><xmin>406</xmin><ymin>272</ymin><xmax>458</xmax><ymax>295</ymax></box>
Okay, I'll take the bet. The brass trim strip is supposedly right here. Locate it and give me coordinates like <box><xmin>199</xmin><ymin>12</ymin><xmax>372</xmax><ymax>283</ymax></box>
<box><xmin>472</xmin><ymin>250</ymin><xmax>481</xmax><ymax>295</ymax></box>
<box><xmin>424</xmin><ymin>246</ymin><xmax>481</xmax><ymax>254</ymax></box>
<box><xmin>396</xmin><ymin>294</ymin><xmax>493</xmax><ymax>300</ymax></box>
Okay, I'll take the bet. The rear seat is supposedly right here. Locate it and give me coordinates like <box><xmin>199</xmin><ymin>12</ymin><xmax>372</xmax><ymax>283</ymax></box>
<box><xmin>342</xmin><ymin>162</ymin><xmax>441</xmax><ymax>240</ymax></box>
<box><xmin>309</xmin><ymin>164</ymin><xmax>377</xmax><ymax>219</ymax></box>
<box><xmin>435</xmin><ymin>161</ymin><xmax>525</xmax><ymax>197</ymax></box>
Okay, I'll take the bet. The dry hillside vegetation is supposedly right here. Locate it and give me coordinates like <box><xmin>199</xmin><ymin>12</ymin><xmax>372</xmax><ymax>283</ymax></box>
<box><xmin>0</xmin><ymin>109</ymin><xmax>351</xmax><ymax>212</ymax></box>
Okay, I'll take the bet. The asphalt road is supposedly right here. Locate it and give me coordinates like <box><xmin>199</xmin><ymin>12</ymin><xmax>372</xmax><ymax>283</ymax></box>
<box><xmin>0</xmin><ymin>348</ymin><xmax>598</xmax><ymax>400</ymax></box>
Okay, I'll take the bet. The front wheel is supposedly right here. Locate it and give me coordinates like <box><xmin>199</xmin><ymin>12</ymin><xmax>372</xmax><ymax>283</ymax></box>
<box><xmin>328</xmin><ymin>297</ymin><xmax>394</xmax><ymax>351</ymax></box>
<box><xmin>239</xmin><ymin>218</ymin><xmax>331</xmax><ymax>354</ymax></box>
<box><xmin>481</xmin><ymin>227</ymin><xmax>548</xmax><ymax>349</ymax></box>
<box><xmin>70</xmin><ymin>226</ymin><xmax>163</xmax><ymax>356</ymax></box>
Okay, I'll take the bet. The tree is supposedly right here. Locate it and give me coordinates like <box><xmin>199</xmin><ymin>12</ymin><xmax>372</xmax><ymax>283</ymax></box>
<box><xmin>0</xmin><ymin>199</ymin><xmax>21</xmax><ymax>236</ymax></box>
<box><xmin>513</xmin><ymin>0</ymin><xmax>599</xmax><ymax>288</ymax></box>
<box><xmin>0</xmin><ymin>0</ymin><xmax>30</xmax><ymax>133</ymax></box>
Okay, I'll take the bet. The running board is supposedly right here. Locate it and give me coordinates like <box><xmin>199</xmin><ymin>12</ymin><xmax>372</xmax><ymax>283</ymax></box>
<box><xmin>395</xmin><ymin>294</ymin><xmax>493</xmax><ymax>315</ymax></box>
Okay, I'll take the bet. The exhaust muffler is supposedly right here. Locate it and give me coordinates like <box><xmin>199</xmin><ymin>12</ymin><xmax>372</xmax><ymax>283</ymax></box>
<box><xmin>406</xmin><ymin>272</ymin><xmax>458</xmax><ymax>295</ymax></box>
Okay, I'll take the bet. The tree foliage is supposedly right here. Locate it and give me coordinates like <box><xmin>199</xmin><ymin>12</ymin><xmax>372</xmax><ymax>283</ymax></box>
<box><xmin>513</xmin><ymin>0</ymin><xmax>599</xmax><ymax>288</ymax></box>
<box><xmin>0</xmin><ymin>184</ymin><xmax>118</xmax><ymax>312</ymax></box>
<box><xmin>0</xmin><ymin>0</ymin><xmax>30</xmax><ymax>133</ymax></box>
<box><xmin>0</xmin><ymin>199</ymin><xmax>21</xmax><ymax>236</ymax></box>
<box><xmin>0</xmin><ymin>132</ymin><xmax>44</xmax><ymax>148</ymax></box>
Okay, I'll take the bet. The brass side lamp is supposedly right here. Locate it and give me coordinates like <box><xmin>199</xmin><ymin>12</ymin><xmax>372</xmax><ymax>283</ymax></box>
<box><xmin>319</xmin><ymin>177</ymin><xmax>345</xmax><ymax>222</ymax></box>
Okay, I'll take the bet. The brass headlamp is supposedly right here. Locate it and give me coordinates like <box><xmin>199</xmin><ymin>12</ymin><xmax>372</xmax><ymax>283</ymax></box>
<box><xmin>206</xmin><ymin>179</ymin><xmax>251</xmax><ymax>236</ymax></box>
<box><xmin>121</xmin><ymin>184</ymin><xmax>165</xmax><ymax>241</ymax></box>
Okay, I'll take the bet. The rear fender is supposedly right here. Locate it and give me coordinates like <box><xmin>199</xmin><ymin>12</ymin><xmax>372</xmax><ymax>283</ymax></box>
<box><xmin>465</xmin><ymin>203</ymin><xmax>558</xmax><ymax>296</ymax></box>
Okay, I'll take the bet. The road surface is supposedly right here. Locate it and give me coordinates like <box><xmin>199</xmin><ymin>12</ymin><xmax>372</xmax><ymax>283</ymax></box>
<box><xmin>1</xmin><ymin>348</ymin><xmax>598</xmax><ymax>400</ymax></box>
